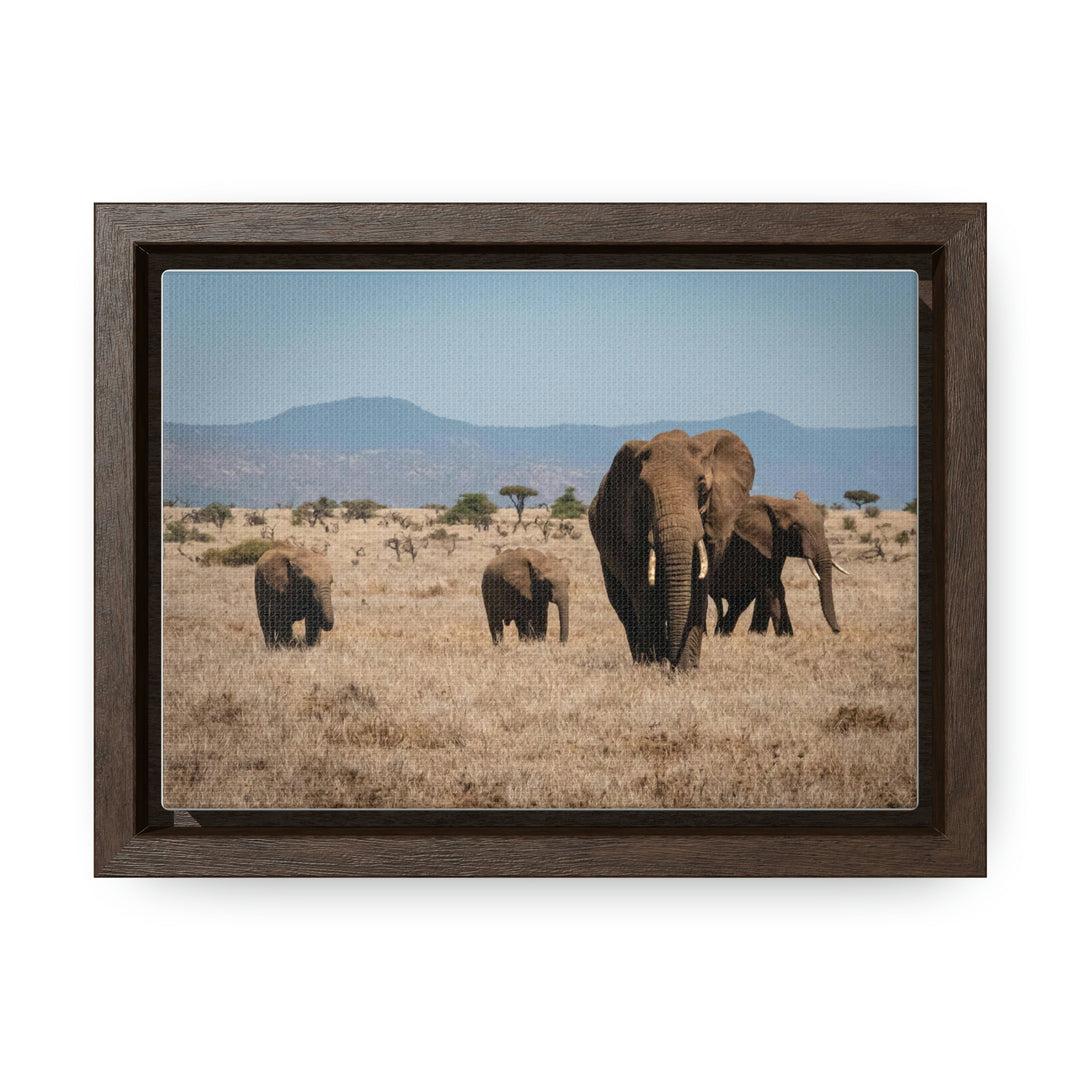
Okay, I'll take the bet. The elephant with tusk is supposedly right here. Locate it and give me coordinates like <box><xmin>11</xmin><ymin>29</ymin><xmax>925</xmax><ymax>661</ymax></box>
<box><xmin>589</xmin><ymin>429</ymin><xmax>755</xmax><ymax>670</ymax></box>
<box><xmin>710</xmin><ymin>492</ymin><xmax>846</xmax><ymax>636</ymax></box>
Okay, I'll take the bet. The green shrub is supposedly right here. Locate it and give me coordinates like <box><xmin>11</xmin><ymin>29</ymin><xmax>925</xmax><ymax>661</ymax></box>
<box><xmin>842</xmin><ymin>516</ymin><xmax>856</xmax><ymax>531</ymax></box>
<box><xmin>341</xmin><ymin>499</ymin><xmax>386</xmax><ymax>521</ymax></box>
<box><xmin>200</xmin><ymin>502</ymin><xmax>233</xmax><ymax>531</ymax></box>
<box><xmin>551</xmin><ymin>486</ymin><xmax>587</xmax><ymax>519</ymax></box>
<box><xmin>859</xmin><ymin>532</ymin><xmax>873</xmax><ymax>544</ymax></box>
<box><xmin>903</xmin><ymin>499</ymin><xmax>917</xmax><ymax>514</ymax></box>
<box><xmin>864</xmin><ymin>505</ymin><xmax>881</xmax><ymax>518</ymax></box>
<box><xmin>203</xmin><ymin>539</ymin><xmax>277</xmax><ymax>566</ymax></box>
<box><xmin>164</xmin><ymin>520</ymin><xmax>210</xmax><ymax>543</ymax></box>
<box><xmin>895</xmin><ymin>531</ymin><xmax>910</xmax><ymax>547</ymax></box>
<box><xmin>439</xmin><ymin>493</ymin><xmax>498</xmax><ymax>525</ymax></box>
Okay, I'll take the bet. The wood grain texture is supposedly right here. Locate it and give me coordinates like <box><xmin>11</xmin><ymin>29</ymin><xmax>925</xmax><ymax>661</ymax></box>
<box><xmin>942</xmin><ymin>208</ymin><xmax>987</xmax><ymax>871</ymax></box>
<box><xmin>94</xmin><ymin>209</ymin><xmax>136</xmax><ymax>872</ymax></box>
<box><xmin>99</xmin><ymin>831</ymin><xmax>975</xmax><ymax>877</ymax></box>
<box><xmin>96</xmin><ymin>202</ymin><xmax>980</xmax><ymax>247</ymax></box>
<box><xmin>94</xmin><ymin>203</ymin><xmax>986</xmax><ymax>877</ymax></box>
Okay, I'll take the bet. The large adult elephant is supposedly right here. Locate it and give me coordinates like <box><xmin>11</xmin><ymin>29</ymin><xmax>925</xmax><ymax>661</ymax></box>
<box><xmin>253</xmin><ymin>544</ymin><xmax>335</xmax><ymax>647</ymax></box>
<box><xmin>711</xmin><ymin>493</ymin><xmax>847</xmax><ymax>636</ymax></box>
<box><xmin>589</xmin><ymin>429</ymin><xmax>755</xmax><ymax>669</ymax></box>
<box><xmin>482</xmin><ymin>548</ymin><xmax>569</xmax><ymax>644</ymax></box>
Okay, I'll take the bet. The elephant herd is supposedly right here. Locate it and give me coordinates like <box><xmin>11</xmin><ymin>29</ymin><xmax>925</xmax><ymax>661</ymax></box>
<box><xmin>253</xmin><ymin>428</ymin><xmax>847</xmax><ymax>667</ymax></box>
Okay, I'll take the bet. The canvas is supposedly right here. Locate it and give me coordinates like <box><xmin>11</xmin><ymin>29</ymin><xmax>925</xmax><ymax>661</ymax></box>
<box><xmin>160</xmin><ymin>269</ymin><xmax>918</xmax><ymax>811</ymax></box>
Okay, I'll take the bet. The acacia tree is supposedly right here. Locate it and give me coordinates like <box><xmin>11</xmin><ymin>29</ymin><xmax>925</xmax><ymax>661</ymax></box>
<box><xmin>499</xmin><ymin>485</ymin><xmax>539</xmax><ymax>526</ymax></box>
<box><xmin>293</xmin><ymin>496</ymin><xmax>339</xmax><ymax>527</ymax></box>
<box><xmin>844</xmin><ymin>490</ymin><xmax>880</xmax><ymax>511</ymax></box>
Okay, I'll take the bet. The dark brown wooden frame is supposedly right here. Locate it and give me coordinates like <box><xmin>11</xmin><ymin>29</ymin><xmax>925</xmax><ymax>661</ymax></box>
<box><xmin>95</xmin><ymin>203</ymin><xmax>985</xmax><ymax>876</ymax></box>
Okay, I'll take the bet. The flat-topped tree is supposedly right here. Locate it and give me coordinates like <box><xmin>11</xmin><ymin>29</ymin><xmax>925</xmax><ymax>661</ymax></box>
<box><xmin>500</xmin><ymin>485</ymin><xmax>539</xmax><ymax>526</ymax></box>
<box><xmin>844</xmin><ymin>490</ymin><xmax>880</xmax><ymax>511</ymax></box>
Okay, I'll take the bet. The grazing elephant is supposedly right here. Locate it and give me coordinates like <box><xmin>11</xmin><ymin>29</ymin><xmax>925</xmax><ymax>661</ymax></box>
<box><xmin>482</xmin><ymin>548</ymin><xmax>569</xmax><ymax>644</ymax></box>
<box><xmin>254</xmin><ymin>544</ymin><xmax>335</xmax><ymax>647</ymax></box>
<box><xmin>589</xmin><ymin>429</ymin><xmax>755</xmax><ymax>669</ymax></box>
<box><xmin>711</xmin><ymin>492</ymin><xmax>847</xmax><ymax>636</ymax></box>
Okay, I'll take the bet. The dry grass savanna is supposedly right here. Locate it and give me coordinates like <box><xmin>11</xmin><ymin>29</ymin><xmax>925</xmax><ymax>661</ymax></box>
<box><xmin>162</xmin><ymin>503</ymin><xmax>917</xmax><ymax>809</ymax></box>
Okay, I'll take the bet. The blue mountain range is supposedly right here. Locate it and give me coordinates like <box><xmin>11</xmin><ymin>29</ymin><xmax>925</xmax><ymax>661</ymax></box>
<box><xmin>163</xmin><ymin>396</ymin><xmax>916</xmax><ymax>509</ymax></box>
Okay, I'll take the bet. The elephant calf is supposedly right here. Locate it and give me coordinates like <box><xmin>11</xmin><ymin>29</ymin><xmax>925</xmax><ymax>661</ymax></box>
<box><xmin>482</xmin><ymin>548</ymin><xmax>569</xmax><ymax>644</ymax></box>
<box><xmin>254</xmin><ymin>544</ymin><xmax>335</xmax><ymax>647</ymax></box>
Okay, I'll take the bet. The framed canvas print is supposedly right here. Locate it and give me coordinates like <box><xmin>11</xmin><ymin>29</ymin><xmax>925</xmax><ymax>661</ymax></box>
<box><xmin>95</xmin><ymin>203</ymin><xmax>985</xmax><ymax>876</ymax></box>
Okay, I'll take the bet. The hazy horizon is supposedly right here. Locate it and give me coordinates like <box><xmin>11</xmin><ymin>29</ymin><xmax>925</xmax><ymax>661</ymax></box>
<box><xmin>163</xmin><ymin>270</ymin><xmax>918</xmax><ymax>429</ymax></box>
<box><xmin>165</xmin><ymin>393</ymin><xmax>916</xmax><ymax>432</ymax></box>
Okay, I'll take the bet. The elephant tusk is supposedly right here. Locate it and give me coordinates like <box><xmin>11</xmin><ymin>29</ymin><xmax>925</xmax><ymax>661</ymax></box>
<box><xmin>648</xmin><ymin>547</ymin><xmax>657</xmax><ymax>586</ymax></box>
<box><xmin>697</xmin><ymin>538</ymin><xmax>709</xmax><ymax>580</ymax></box>
<box><xmin>806</xmin><ymin>558</ymin><xmax>821</xmax><ymax>582</ymax></box>
<box><xmin>832</xmin><ymin>560</ymin><xmax>850</xmax><ymax>576</ymax></box>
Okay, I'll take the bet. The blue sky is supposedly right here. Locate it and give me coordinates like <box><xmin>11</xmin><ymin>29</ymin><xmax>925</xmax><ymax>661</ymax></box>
<box><xmin>162</xmin><ymin>270</ymin><xmax>917</xmax><ymax>429</ymax></box>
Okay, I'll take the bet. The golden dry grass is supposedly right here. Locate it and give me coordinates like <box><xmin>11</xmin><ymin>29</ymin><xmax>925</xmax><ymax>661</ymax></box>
<box><xmin>162</xmin><ymin>505</ymin><xmax>918</xmax><ymax>808</ymax></box>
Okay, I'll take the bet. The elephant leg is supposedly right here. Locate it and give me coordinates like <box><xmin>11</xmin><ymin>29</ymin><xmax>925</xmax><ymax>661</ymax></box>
<box><xmin>713</xmin><ymin>595</ymin><xmax>725</xmax><ymax>634</ymax></box>
<box><xmin>534</xmin><ymin>601</ymin><xmax>549</xmax><ymax>641</ymax></box>
<box><xmin>638</xmin><ymin>588</ymin><xmax>666</xmax><ymax>663</ymax></box>
<box><xmin>305</xmin><ymin>616</ymin><xmax>322</xmax><ymax>646</ymax></box>
<box><xmin>482</xmin><ymin>580</ymin><xmax>504</xmax><ymax>644</ymax></box>
<box><xmin>602</xmin><ymin>565</ymin><xmax>643</xmax><ymax>660</ymax></box>
<box><xmin>257</xmin><ymin>587</ymin><xmax>287</xmax><ymax>647</ymax></box>
<box><xmin>720</xmin><ymin>593</ymin><xmax>752</xmax><ymax>634</ymax></box>
<box><xmin>764</xmin><ymin>591</ymin><xmax>784</xmax><ymax>635</ymax></box>
<box><xmin>258</xmin><ymin>608</ymin><xmax>276</xmax><ymax>647</ymax></box>
<box><xmin>748</xmin><ymin>587</ymin><xmax>773</xmax><ymax>633</ymax></box>
<box><xmin>773</xmin><ymin>583</ymin><xmax>793</xmax><ymax>636</ymax></box>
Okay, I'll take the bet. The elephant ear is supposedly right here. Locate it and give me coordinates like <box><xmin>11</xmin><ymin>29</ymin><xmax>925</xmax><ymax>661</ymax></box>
<box><xmin>258</xmin><ymin>548</ymin><xmax>292</xmax><ymax>592</ymax></box>
<box><xmin>734</xmin><ymin>499</ymin><xmax>774</xmax><ymax>560</ymax></box>
<box><xmin>689</xmin><ymin>429</ymin><xmax>756</xmax><ymax>553</ymax></box>
<box><xmin>502</xmin><ymin>551</ymin><xmax>534</xmax><ymax>600</ymax></box>
<box><xmin>592</xmin><ymin>439</ymin><xmax>648</xmax><ymax>546</ymax></box>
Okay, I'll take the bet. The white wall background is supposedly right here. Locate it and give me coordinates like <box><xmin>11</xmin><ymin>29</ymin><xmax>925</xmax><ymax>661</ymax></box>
<box><xmin>2</xmin><ymin>2</ymin><xmax>1070</xmax><ymax>1076</ymax></box>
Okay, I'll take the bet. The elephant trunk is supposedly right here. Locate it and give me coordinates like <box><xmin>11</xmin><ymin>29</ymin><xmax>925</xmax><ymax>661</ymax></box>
<box><xmin>317</xmin><ymin>583</ymin><xmax>334</xmax><ymax>631</ymax></box>
<box><xmin>553</xmin><ymin>586</ymin><xmax>569</xmax><ymax>644</ymax></box>
<box><xmin>815</xmin><ymin>557</ymin><xmax>839</xmax><ymax>633</ymax></box>
<box><xmin>656</xmin><ymin>514</ymin><xmax>695</xmax><ymax>668</ymax></box>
